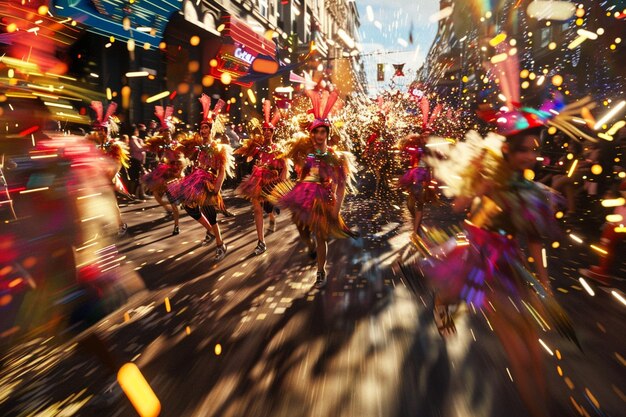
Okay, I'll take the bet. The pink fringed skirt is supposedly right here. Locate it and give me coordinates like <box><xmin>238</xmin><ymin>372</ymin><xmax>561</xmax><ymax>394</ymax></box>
<box><xmin>236</xmin><ymin>166</ymin><xmax>279</xmax><ymax>201</ymax></box>
<box><xmin>168</xmin><ymin>169</ymin><xmax>225</xmax><ymax>211</ymax></box>
<box><xmin>270</xmin><ymin>180</ymin><xmax>356</xmax><ymax>239</ymax></box>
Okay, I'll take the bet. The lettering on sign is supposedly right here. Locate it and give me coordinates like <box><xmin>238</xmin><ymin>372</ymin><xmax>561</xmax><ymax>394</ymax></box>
<box><xmin>234</xmin><ymin>47</ymin><xmax>255</xmax><ymax>65</ymax></box>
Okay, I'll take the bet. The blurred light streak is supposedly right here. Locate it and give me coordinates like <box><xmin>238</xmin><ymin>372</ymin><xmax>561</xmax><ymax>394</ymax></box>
<box><xmin>577</xmin><ymin>29</ymin><xmax>598</xmax><ymax>40</ymax></box>
<box><xmin>541</xmin><ymin>248</ymin><xmax>547</xmax><ymax>268</ymax></box>
<box><xmin>505</xmin><ymin>367</ymin><xmax>513</xmax><ymax>382</ymax></box>
<box><xmin>590</xmin><ymin>244</ymin><xmax>608</xmax><ymax>255</ymax></box>
<box><xmin>568</xmin><ymin>35</ymin><xmax>587</xmax><ymax>49</ymax></box>
<box><xmin>164</xmin><ymin>297</ymin><xmax>171</xmax><ymax>313</ymax></box>
<box><xmin>578</xmin><ymin>278</ymin><xmax>595</xmax><ymax>296</ymax></box>
<box><xmin>146</xmin><ymin>91</ymin><xmax>170</xmax><ymax>103</ymax></box>
<box><xmin>567</xmin><ymin>159</ymin><xmax>578</xmax><ymax>177</ymax></box>
<box><xmin>80</xmin><ymin>215</ymin><xmax>104</xmax><ymax>222</ymax></box>
<box><xmin>489</xmin><ymin>33</ymin><xmax>507</xmax><ymax>47</ymax></box>
<box><xmin>612</xmin><ymin>290</ymin><xmax>626</xmax><ymax>306</ymax></box>
<box><xmin>601</xmin><ymin>198</ymin><xmax>625</xmax><ymax>207</ymax></box>
<box><xmin>490</xmin><ymin>53</ymin><xmax>508</xmax><ymax>64</ymax></box>
<box><xmin>215</xmin><ymin>344</ymin><xmax>222</xmax><ymax>355</ymax></box>
<box><xmin>19</xmin><ymin>187</ymin><xmax>49</xmax><ymax>194</ymax></box>
<box><xmin>32</xmin><ymin>92</ymin><xmax>60</xmax><ymax>99</ymax></box>
<box><xmin>569</xmin><ymin>233</ymin><xmax>583</xmax><ymax>244</ymax></box>
<box><xmin>538</xmin><ymin>338</ymin><xmax>554</xmax><ymax>356</ymax></box>
<box><xmin>117</xmin><ymin>363</ymin><xmax>161</xmax><ymax>417</ymax></box>
<box><xmin>44</xmin><ymin>101</ymin><xmax>73</xmax><ymax>109</ymax></box>
<box><xmin>584</xmin><ymin>388</ymin><xmax>601</xmax><ymax>409</ymax></box>
<box><xmin>76</xmin><ymin>242</ymin><xmax>98</xmax><ymax>252</ymax></box>
<box><xmin>594</xmin><ymin>101</ymin><xmax>626</xmax><ymax>130</ymax></box>
<box><xmin>607</xmin><ymin>120</ymin><xmax>626</xmax><ymax>135</ymax></box>
<box><xmin>125</xmin><ymin>71</ymin><xmax>149</xmax><ymax>77</ymax></box>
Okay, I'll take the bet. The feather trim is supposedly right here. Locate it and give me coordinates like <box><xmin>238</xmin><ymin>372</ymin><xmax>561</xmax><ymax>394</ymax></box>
<box><xmin>199</xmin><ymin>94</ymin><xmax>211</xmax><ymax>123</ymax></box>
<box><xmin>90</xmin><ymin>101</ymin><xmax>103</xmax><ymax>124</ymax></box>
<box><xmin>263</xmin><ymin>99</ymin><xmax>272</xmax><ymax>125</ymax></box>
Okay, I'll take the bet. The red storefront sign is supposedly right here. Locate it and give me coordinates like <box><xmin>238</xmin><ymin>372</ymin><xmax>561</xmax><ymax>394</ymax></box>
<box><xmin>210</xmin><ymin>15</ymin><xmax>276</xmax><ymax>87</ymax></box>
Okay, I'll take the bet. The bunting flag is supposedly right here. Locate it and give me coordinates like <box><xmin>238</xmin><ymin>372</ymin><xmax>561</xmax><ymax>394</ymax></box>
<box><xmin>393</xmin><ymin>63</ymin><xmax>405</xmax><ymax>77</ymax></box>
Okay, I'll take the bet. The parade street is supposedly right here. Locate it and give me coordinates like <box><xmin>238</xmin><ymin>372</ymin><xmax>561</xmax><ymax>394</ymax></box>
<box><xmin>1</xmin><ymin>191</ymin><xmax>624</xmax><ymax>417</ymax></box>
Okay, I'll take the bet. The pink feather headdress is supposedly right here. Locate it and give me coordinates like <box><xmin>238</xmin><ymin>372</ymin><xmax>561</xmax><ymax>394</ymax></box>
<box><xmin>262</xmin><ymin>99</ymin><xmax>281</xmax><ymax>129</ymax></box>
<box><xmin>420</xmin><ymin>96</ymin><xmax>442</xmax><ymax>134</ymax></box>
<box><xmin>154</xmin><ymin>105</ymin><xmax>174</xmax><ymax>132</ymax></box>
<box><xmin>199</xmin><ymin>94</ymin><xmax>226</xmax><ymax>126</ymax></box>
<box><xmin>306</xmin><ymin>89</ymin><xmax>339</xmax><ymax>131</ymax></box>
<box><xmin>91</xmin><ymin>101</ymin><xmax>118</xmax><ymax>130</ymax></box>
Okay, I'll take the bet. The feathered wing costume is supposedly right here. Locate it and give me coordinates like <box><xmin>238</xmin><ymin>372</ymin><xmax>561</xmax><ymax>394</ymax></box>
<box><xmin>268</xmin><ymin>89</ymin><xmax>357</xmax><ymax>238</ymax></box>
<box><xmin>168</xmin><ymin>141</ymin><xmax>233</xmax><ymax>211</ymax></box>
<box><xmin>167</xmin><ymin>95</ymin><xmax>233</xmax><ymax>211</ymax></box>
<box><xmin>235</xmin><ymin>102</ymin><xmax>289</xmax><ymax>201</ymax></box>
<box><xmin>87</xmin><ymin>101</ymin><xmax>131</xmax><ymax>197</ymax></box>
<box><xmin>413</xmin><ymin>46</ymin><xmax>585</xmax><ymax>348</ymax></box>
<box><xmin>141</xmin><ymin>105</ymin><xmax>183</xmax><ymax>195</ymax></box>
<box><xmin>397</xmin><ymin>97</ymin><xmax>442</xmax><ymax>209</ymax></box>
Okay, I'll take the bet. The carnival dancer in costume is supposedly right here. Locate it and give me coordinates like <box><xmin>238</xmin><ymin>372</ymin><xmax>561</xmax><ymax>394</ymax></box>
<box><xmin>141</xmin><ymin>105</ymin><xmax>183</xmax><ymax>235</ymax></box>
<box><xmin>87</xmin><ymin>101</ymin><xmax>130</xmax><ymax>236</ymax></box>
<box><xmin>414</xmin><ymin>53</ymin><xmax>592</xmax><ymax>416</ymax></box>
<box><xmin>363</xmin><ymin>98</ymin><xmax>395</xmax><ymax>198</ymax></box>
<box><xmin>271</xmin><ymin>89</ymin><xmax>357</xmax><ymax>289</ymax></box>
<box><xmin>169</xmin><ymin>94</ymin><xmax>233</xmax><ymax>261</ymax></box>
<box><xmin>397</xmin><ymin>96</ymin><xmax>442</xmax><ymax>247</ymax></box>
<box><xmin>235</xmin><ymin>100</ymin><xmax>289</xmax><ymax>255</ymax></box>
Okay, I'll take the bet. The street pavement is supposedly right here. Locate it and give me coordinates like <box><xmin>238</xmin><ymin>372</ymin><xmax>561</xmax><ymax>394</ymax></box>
<box><xmin>1</xmin><ymin>183</ymin><xmax>625</xmax><ymax>417</ymax></box>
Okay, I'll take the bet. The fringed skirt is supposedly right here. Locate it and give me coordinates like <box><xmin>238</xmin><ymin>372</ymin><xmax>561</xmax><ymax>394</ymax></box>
<box><xmin>416</xmin><ymin>223</ymin><xmax>579</xmax><ymax>344</ymax></box>
<box><xmin>269</xmin><ymin>180</ymin><xmax>356</xmax><ymax>239</ymax></box>
<box><xmin>235</xmin><ymin>166</ymin><xmax>279</xmax><ymax>201</ymax></box>
<box><xmin>167</xmin><ymin>169</ymin><xmax>225</xmax><ymax>212</ymax></box>
<box><xmin>141</xmin><ymin>163</ymin><xmax>176</xmax><ymax>195</ymax></box>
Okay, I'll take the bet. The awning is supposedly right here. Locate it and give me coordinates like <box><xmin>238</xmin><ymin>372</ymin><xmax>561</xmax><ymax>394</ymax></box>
<box><xmin>221</xmin><ymin>15</ymin><xmax>276</xmax><ymax>59</ymax></box>
<box><xmin>51</xmin><ymin>0</ymin><xmax>181</xmax><ymax>44</ymax></box>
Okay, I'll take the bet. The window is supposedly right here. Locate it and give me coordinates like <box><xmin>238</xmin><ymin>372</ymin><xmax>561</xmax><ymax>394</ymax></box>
<box><xmin>259</xmin><ymin>0</ymin><xmax>268</xmax><ymax>18</ymax></box>
<box><xmin>540</xmin><ymin>27</ymin><xmax>551</xmax><ymax>48</ymax></box>
<box><xmin>305</xmin><ymin>12</ymin><xmax>311</xmax><ymax>43</ymax></box>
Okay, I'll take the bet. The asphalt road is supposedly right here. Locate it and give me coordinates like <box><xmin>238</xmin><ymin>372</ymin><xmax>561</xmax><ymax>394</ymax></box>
<box><xmin>1</xmin><ymin>183</ymin><xmax>625</xmax><ymax>417</ymax></box>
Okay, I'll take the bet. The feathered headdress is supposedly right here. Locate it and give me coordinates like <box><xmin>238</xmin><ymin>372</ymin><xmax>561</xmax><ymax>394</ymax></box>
<box><xmin>154</xmin><ymin>105</ymin><xmax>174</xmax><ymax>132</ymax></box>
<box><xmin>91</xmin><ymin>101</ymin><xmax>118</xmax><ymax>131</ymax></box>
<box><xmin>479</xmin><ymin>44</ymin><xmax>596</xmax><ymax>141</ymax></box>
<box><xmin>199</xmin><ymin>93</ymin><xmax>226</xmax><ymax>126</ymax></box>
<box><xmin>306</xmin><ymin>89</ymin><xmax>340</xmax><ymax>131</ymax></box>
<box><xmin>420</xmin><ymin>96</ymin><xmax>442</xmax><ymax>134</ymax></box>
<box><xmin>263</xmin><ymin>99</ymin><xmax>282</xmax><ymax>129</ymax></box>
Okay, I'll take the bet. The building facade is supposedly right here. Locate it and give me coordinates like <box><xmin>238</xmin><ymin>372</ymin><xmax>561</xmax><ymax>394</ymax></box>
<box><xmin>40</xmin><ymin>0</ymin><xmax>365</xmax><ymax>127</ymax></box>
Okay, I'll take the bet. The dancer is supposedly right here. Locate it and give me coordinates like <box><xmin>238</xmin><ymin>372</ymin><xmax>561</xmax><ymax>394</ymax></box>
<box><xmin>235</xmin><ymin>100</ymin><xmax>289</xmax><ymax>255</ymax></box>
<box><xmin>87</xmin><ymin>101</ymin><xmax>129</xmax><ymax>236</ymax></box>
<box><xmin>363</xmin><ymin>98</ymin><xmax>395</xmax><ymax>197</ymax></box>
<box><xmin>272</xmin><ymin>89</ymin><xmax>357</xmax><ymax>289</ymax></box>
<box><xmin>170</xmin><ymin>94</ymin><xmax>233</xmax><ymax>260</ymax></box>
<box><xmin>141</xmin><ymin>105</ymin><xmax>183</xmax><ymax>235</ymax></box>
<box><xmin>397</xmin><ymin>97</ymin><xmax>441</xmax><ymax>248</ymax></box>
<box><xmin>416</xmin><ymin>84</ymin><xmax>593</xmax><ymax>417</ymax></box>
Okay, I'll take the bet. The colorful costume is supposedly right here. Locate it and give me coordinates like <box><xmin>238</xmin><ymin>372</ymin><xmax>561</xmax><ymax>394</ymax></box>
<box><xmin>274</xmin><ymin>148</ymin><xmax>356</xmax><ymax>239</ymax></box>
<box><xmin>235</xmin><ymin>102</ymin><xmax>288</xmax><ymax>203</ymax></box>
<box><xmin>417</xmin><ymin>131</ymin><xmax>577</xmax><ymax>344</ymax></box>
<box><xmin>397</xmin><ymin>97</ymin><xmax>442</xmax><ymax>215</ymax></box>
<box><xmin>235</xmin><ymin>139</ymin><xmax>287</xmax><ymax>202</ymax></box>
<box><xmin>87</xmin><ymin>101</ymin><xmax>129</xmax><ymax>235</ymax></box>
<box><xmin>271</xmin><ymin>90</ymin><xmax>357</xmax><ymax>239</ymax></box>
<box><xmin>141</xmin><ymin>106</ymin><xmax>184</xmax><ymax>197</ymax></box>
<box><xmin>168</xmin><ymin>96</ymin><xmax>233</xmax><ymax>218</ymax></box>
<box><xmin>169</xmin><ymin>141</ymin><xmax>233</xmax><ymax>212</ymax></box>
